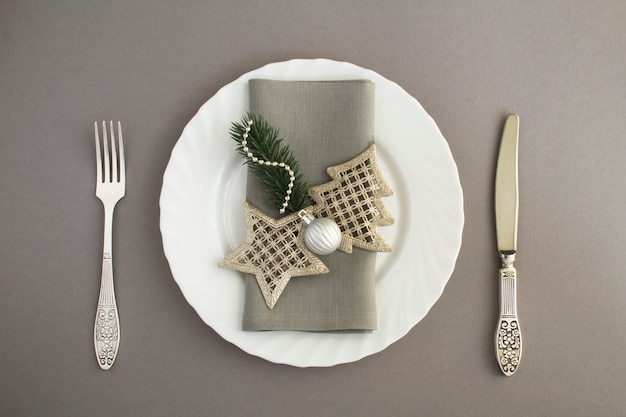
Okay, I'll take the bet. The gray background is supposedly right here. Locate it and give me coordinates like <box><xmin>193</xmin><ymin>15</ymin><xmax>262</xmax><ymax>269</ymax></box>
<box><xmin>1</xmin><ymin>1</ymin><xmax>624</xmax><ymax>416</ymax></box>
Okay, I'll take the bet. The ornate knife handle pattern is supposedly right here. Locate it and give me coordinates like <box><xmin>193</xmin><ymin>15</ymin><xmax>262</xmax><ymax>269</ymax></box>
<box><xmin>94</xmin><ymin>257</ymin><xmax>120</xmax><ymax>370</ymax></box>
<box><xmin>496</xmin><ymin>254</ymin><xmax>522</xmax><ymax>376</ymax></box>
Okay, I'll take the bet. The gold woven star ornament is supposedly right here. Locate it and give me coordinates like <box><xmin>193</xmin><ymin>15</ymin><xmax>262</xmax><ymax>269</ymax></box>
<box><xmin>219</xmin><ymin>202</ymin><xmax>329</xmax><ymax>309</ymax></box>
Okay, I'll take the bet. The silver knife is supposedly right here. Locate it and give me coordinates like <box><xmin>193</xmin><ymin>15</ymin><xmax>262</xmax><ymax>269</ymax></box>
<box><xmin>494</xmin><ymin>113</ymin><xmax>522</xmax><ymax>376</ymax></box>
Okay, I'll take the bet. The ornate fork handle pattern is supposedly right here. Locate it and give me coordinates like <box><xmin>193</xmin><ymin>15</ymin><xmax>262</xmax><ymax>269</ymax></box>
<box><xmin>95</xmin><ymin>257</ymin><xmax>120</xmax><ymax>369</ymax></box>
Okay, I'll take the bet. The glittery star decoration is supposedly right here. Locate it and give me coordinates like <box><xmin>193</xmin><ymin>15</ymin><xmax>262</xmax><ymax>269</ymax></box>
<box><xmin>308</xmin><ymin>144</ymin><xmax>394</xmax><ymax>254</ymax></box>
<box><xmin>219</xmin><ymin>202</ymin><xmax>329</xmax><ymax>309</ymax></box>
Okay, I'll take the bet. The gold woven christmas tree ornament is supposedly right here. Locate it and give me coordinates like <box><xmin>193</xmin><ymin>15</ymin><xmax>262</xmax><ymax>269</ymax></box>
<box><xmin>308</xmin><ymin>144</ymin><xmax>394</xmax><ymax>254</ymax></box>
<box><xmin>219</xmin><ymin>203</ymin><xmax>329</xmax><ymax>309</ymax></box>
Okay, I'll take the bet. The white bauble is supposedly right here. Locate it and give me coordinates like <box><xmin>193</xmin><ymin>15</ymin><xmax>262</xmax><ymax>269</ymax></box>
<box><xmin>303</xmin><ymin>217</ymin><xmax>342</xmax><ymax>255</ymax></box>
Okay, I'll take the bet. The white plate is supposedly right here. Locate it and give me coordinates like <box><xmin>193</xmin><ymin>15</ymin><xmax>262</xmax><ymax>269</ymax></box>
<box><xmin>159</xmin><ymin>59</ymin><xmax>464</xmax><ymax>367</ymax></box>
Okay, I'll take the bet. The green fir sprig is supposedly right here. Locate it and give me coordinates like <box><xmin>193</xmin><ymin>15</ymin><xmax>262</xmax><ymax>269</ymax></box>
<box><xmin>229</xmin><ymin>112</ymin><xmax>311</xmax><ymax>214</ymax></box>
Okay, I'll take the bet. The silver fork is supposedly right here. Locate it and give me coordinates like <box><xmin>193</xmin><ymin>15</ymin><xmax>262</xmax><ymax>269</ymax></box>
<box><xmin>93</xmin><ymin>121</ymin><xmax>125</xmax><ymax>370</ymax></box>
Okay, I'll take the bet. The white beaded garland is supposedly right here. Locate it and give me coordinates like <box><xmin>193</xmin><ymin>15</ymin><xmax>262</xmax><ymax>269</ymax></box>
<box><xmin>242</xmin><ymin>119</ymin><xmax>295</xmax><ymax>214</ymax></box>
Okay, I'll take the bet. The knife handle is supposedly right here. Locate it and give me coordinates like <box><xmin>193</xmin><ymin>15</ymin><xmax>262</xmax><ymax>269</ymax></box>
<box><xmin>495</xmin><ymin>254</ymin><xmax>522</xmax><ymax>376</ymax></box>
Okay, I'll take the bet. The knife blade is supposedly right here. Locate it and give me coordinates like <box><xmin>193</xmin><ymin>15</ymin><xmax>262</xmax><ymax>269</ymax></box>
<box><xmin>494</xmin><ymin>113</ymin><xmax>522</xmax><ymax>376</ymax></box>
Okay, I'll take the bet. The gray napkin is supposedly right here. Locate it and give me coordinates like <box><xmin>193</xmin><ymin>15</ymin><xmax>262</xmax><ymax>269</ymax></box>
<box><xmin>242</xmin><ymin>79</ymin><xmax>377</xmax><ymax>331</ymax></box>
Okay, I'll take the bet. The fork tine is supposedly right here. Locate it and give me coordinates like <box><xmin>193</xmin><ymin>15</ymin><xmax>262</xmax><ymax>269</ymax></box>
<box><xmin>94</xmin><ymin>121</ymin><xmax>102</xmax><ymax>183</ymax></box>
<box><xmin>117</xmin><ymin>122</ymin><xmax>125</xmax><ymax>183</ymax></box>
<box><xmin>109</xmin><ymin>121</ymin><xmax>118</xmax><ymax>183</ymax></box>
<box><xmin>102</xmin><ymin>121</ymin><xmax>110</xmax><ymax>182</ymax></box>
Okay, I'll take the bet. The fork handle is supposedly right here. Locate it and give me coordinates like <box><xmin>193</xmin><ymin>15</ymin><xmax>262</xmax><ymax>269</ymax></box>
<box><xmin>94</xmin><ymin>256</ymin><xmax>120</xmax><ymax>370</ymax></box>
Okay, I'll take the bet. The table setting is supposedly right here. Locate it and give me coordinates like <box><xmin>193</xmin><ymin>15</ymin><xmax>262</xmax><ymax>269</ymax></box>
<box><xmin>2</xmin><ymin>2</ymin><xmax>625</xmax><ymax>416</ymax></box>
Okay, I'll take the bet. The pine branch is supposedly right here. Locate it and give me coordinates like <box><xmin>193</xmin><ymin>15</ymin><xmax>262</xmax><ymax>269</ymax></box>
<box><xmin>229</xmin><ymin>112</ymin><xmax>311</xmax><ymax>213</ymax></box>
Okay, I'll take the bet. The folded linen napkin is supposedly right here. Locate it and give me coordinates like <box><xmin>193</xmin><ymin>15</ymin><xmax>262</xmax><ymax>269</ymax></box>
<box><xmin>242</xmin><ymin>79</ymin><xmax>378</xmax><ymax>331</ymax></box>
